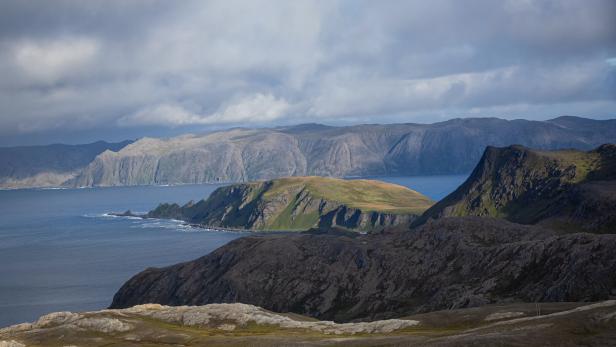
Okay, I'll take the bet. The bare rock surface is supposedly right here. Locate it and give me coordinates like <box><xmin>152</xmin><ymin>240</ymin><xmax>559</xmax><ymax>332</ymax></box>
<box><xmin>2</xmin><ymin>301</ymin><xmax>615</xmax><ymax>346</ymax></box>
<box><xmin>110</xmin><ymin>217</ymin><xmax>616</xmax><ymax>322</ymax></box>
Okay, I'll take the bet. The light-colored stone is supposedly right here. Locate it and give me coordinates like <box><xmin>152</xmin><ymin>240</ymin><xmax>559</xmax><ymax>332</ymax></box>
<box><xmin>73</xmin><ymin>317</ymin><xmax>133</xmax><ymax>333</ymax></box>
<box><xmin>35</xmin><ymin>312</ymin><xmax>82</xmax><ymax>328</ymax></box>
<box><xmin>484</xmin><ymin>311</ymin><xmax>525</xmax><ymax>321</ymax></box>
<box><xmin>122</xmin><ymin>303</ymin><xmax>419</xmax><ymax>335</ymax></box>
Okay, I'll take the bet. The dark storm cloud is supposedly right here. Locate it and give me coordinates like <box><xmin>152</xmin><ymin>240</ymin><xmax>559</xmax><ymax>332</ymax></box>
<box><xmin>0</xmin><ymin>0</ymin><xmax>614</xmax><ymax>144</ymax></box>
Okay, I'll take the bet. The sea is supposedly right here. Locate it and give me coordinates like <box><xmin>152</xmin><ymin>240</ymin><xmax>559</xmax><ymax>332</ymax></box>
<box><xmin>0</xmin><ymin>175</ymin><xmax>466</xmax><ymax>327</ymax></box>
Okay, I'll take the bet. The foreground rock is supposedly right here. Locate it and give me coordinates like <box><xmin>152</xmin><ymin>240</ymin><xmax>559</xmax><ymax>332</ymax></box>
<box><xmin>417</xmin><ymin>144</ymin><xmax>616</xmax><ymax>233</ymax></box>
<box><xmin>111</xmin><ymin>217</ymin><xmax>616</xmax><ymax>321</ymax></box>
<box><xmin>139</xmin><ymin>176</ymin><xmax>433</xmax><ymax>232</ymax></box>
<box><xmin>3</xmin><ymin>301</ymin><xmax>615</xmax><ymax>346</ymax></box>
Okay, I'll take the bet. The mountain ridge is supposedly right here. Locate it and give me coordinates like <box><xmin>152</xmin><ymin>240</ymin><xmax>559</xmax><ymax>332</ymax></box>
<box><xmin>0</xmin><ymin>140</ymin><xmax>133</xmax><ymax>189</ymax></box>
<box><xmin>415</xmin><ymin>143</ymin><xmax>616</xmax><ymax>233</ymax></box>
<box><xmin>70</xmin><ymin>116</ymin><xmax>616</xmax><ymax>187</ymax></box>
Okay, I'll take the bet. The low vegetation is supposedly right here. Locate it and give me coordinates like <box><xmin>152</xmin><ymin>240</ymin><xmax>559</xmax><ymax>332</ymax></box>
<box><xmin>145</xmin><ymin>176</ymin><xmax>434</xmax><ymax>232</ymax></box>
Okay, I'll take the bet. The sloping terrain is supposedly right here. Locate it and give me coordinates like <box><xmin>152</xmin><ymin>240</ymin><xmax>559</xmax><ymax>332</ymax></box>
<box><xmin>143</xmin><ymin>176</ymin><xmax>433</xmax><ymax>231</ymax></box>
<box><xmin>110</xmin><ymin>217</ymin><xmax>616</xmax><ymax>322</ymax></box>
<box><xmin>68</xmin><ymin>116</ymin><xmax>616</xmax><ymax>187</ymax></box>
<box><xmin>0</xmin><ymin>140</ymin><xmax>132</xmax><ymax>188</ymax></box>
<box><xmin>416</xmin><ymin>144</ymin><xmax>616</xmax><ymax>233</ymax></box>
<box><xmin>3</xmin><ymin>301</ymin><xmax>615</xmax><ymax>346</ymax></box>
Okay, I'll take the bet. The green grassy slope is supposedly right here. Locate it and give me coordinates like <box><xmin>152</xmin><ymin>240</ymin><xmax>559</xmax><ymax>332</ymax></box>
<box><xmin>263</xmin><ymin>176</ymin><xmax>433</xmax><ymax>215</ymax></box>
<box><xmin>149</xmin><ymin>176</ymin><xmax>434</xmax><ymax>232</ymax></box>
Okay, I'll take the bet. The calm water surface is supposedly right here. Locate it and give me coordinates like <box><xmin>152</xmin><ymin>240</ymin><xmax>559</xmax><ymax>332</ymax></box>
<box><xmin>0</xmin><ymin>175</ymin><xmax>466</xmax><ymax>327</ymax></box>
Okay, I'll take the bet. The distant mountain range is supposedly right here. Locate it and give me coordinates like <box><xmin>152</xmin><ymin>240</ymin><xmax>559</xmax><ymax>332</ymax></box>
<box><xmin>0</xmin><ymin>140</ymin><xmax>132</xmax><ymax>189</ymax></box>
<box><xmin>1</xmin><ymin>116</ymin><xmax>615</xmax><ymax>188</ymax></box>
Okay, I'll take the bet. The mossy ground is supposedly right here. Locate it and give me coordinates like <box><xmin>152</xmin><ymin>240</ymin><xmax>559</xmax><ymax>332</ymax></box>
<box><xmin>263</xmin><ymin>176</ymin><xmax>434</xmax><ymax>215</ymax></box>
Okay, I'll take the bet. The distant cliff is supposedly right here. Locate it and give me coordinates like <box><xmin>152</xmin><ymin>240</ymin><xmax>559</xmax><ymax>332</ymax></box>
<box><xmin>69</xmin><ymin>116</ymin><xmax>616</xmax><ymax>187</ymax></box>
<box><xmin>144</xmin><ymin>176</ymin><xmax>433</xmax><ymax>232</ymax></box>
<box><xmin>0</xmin><ymin>140</ymin><xmax>132</xmax><ymax>189</ymax></box>
<box><xmin>416</xmin><ymin>143</ymin><xmax>616</xmax><ymax>233</ymax></box>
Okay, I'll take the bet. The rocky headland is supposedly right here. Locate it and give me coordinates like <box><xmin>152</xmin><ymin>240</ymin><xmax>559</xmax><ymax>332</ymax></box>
<box><xmin>110</xmin><ymin>217</ymin><xmax>616</xmax><ymax>322</ymax></box>
<box><xmin>129</xmin><ymin>176</ymin><xmax>434</xmax><ymax>232</ymax></box>
<box><xmin>416</xmin><ymin>144</ymin><xmax>616</xmax><ymax>233</ymax></box>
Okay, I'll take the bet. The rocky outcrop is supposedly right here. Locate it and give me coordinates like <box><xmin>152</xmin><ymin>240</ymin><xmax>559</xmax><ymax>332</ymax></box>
<box><xmin>110</xmin><ymin>217</ymin><xmax>616</xmax><ymax>322</ymax></box>
<box><xmin>3</xmin><ymin>301</ymin><xmax>616</xmax><ymax>346</ymax></box>
<box><xmin>142</xmin><ymin>176</ymin><xmax>432</xmax><ymax>232</ymax></box>
<box><xmin>0</xmin><ymin>140</ymin><xmax>132</xmax><ymax>189</ymax></box>
<box><xmin>416</xmin><ymin>144</ymin><xmax>616</xmax><ymax>233</ymax></box>
<box><xmin>69</xmin><ymin>116</ymin><xmax>616</xmax><ymax>187</ymax></box>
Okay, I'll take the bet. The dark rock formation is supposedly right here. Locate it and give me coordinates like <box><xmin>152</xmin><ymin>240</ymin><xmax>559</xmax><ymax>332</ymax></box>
<box><xmin>416</xmin><ymin>144</ymin><xmax>616</xmax><ymax>233</ymax></box>
<box><xmin>110</xmin><ymin>217</ymin><xmax>616</xmax><ymax>322</ymax></box>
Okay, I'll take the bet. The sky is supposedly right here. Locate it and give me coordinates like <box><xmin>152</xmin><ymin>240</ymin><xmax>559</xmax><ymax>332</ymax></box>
<box><xmin>0</xmin><ymin>0</ymin><xmax>615</xmax><ymax>146</ymax></box>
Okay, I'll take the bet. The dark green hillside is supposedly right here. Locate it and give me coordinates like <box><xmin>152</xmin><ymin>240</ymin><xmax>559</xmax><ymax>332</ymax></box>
<box><xmin>416</xmin><ymin>144</ymin><xmax>616</xmax><ymax>233</ymax></box>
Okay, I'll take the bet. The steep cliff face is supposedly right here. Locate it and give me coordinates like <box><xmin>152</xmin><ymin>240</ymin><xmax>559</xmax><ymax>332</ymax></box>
<box><xmin>110</xmin><ymin>217</ymin><xmax>616</xmax><ymax>322</ymax></box>
<box><xmin>69</xmin><ymin>116</ymin><xmax>616</xmax><ymax>187</ymax></box>
<box><xmin>416</xmin><ymin>144</ymin><xmax>616</xmax><ymax>233</ymax></box>
<box><xmin>0</xmin><ymin>140</ymin><xmax>132</xmax><ymax>188</ymax></box>
<box><xmin>145</xmin><ymin>176</ymin><xmax>432</xmax><ymax>232</ymax></box>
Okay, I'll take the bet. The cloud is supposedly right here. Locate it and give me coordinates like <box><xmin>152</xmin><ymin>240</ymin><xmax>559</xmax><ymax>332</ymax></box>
<box><xmin>12</xmin><ymin>37</ymin><xmax>99</xmax><ymax>84</ymax></box>
<box><xmin>0</xmin><ymin>0</ymin><xmax>614</xmax><ymax>144</ymax></box>
<box><xmin>118</xmin><ymin>93</ymin><xmax>289</xmax><ymax>127</ymax></box>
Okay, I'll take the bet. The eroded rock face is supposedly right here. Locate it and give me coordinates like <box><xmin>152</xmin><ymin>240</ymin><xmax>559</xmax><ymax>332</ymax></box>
<box><xmin>110</xmin><ymin>217</ymin><xmax>616</xmax><ymax>322</ymax></box>
<box><xmin>68</xmin><ymin>117</ymin><xmax>616</xmax><ymax>187</ymax></box>
<box><xmin>416</xmin><ymin>144</ymin><xmax>616</xmax><ymax>233</ymax></box>
<box><xmin>0</xmin><ymin>140</ymin><xmax>132</xmax><ymax>189</ymax></box>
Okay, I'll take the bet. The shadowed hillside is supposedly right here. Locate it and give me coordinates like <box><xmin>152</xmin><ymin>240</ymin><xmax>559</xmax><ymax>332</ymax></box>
<box><xmin>416</xmin><ymin>143</ymin><xmax>616</xmax><ymax>233</ymax></box>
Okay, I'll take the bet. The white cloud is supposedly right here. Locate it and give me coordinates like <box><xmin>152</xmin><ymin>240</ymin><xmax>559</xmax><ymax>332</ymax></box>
<box><xmin>118</xmin><ymin>93</ymin><xmax>289</xmax><ymax>127</ymax></box>
<box><xmin>208</xmin><ymin>93</ymin><xmax>290</xmax><ymax>123</ymax></box>
<box><xmin>0</xmin><ymin>0</ymin><xmax>614</xmax><ymax>142</ymax></box>
<box><xmin>117</xmin><ymin>103</ymin><xmax>204</xmax><ymax>127</ymax></box>
<box><xmin>12</xmin><ymin>37</ymin><xmax>99</xmax><ymax>83</ymax></box>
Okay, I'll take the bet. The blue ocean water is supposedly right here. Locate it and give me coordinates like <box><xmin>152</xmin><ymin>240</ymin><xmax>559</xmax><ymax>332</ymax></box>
<box><xmin>0</xmin><ymin>175</ymin><xmax>466</xmax><ymax>327</ymax></box>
